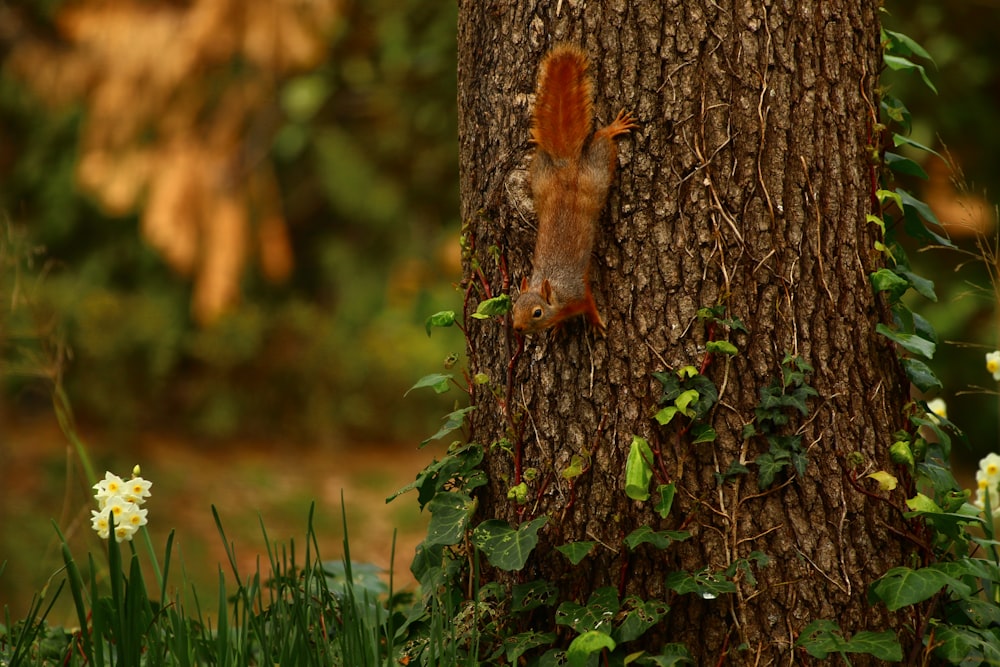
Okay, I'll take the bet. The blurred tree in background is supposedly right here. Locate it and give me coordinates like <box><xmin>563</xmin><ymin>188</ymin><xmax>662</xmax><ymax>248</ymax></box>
<box><xmin>0</xmin><ymin>0</ymin><xmax>461</xmax><ymax>441</ymax></box>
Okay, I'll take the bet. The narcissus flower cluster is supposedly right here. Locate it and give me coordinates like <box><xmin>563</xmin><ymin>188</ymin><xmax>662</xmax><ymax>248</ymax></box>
<box><xmin>91</xmin><ymin>466</ymin><xmax>152</xmax><ymax>542</ymax></box>
<box><xmin>986</xmin><ymin>351</ymin><xmax>1000</xmax><ymax>382</ymax></box>
<box><xmin>973</xmin><ymin>453</ymin><xmax>1000</xmax><ymax>517</ymax></box>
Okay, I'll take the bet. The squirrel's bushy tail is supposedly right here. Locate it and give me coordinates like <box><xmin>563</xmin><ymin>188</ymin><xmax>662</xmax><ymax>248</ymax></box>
<box><xmin>531</xmin><ymin>44</ymin><xmax>593</xmax><ymax>160</ymax></box>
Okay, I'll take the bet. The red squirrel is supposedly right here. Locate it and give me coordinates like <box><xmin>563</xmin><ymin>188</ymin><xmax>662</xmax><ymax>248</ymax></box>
<box><xmin>512</xmin><ymin>44</ymin><xmax>637</xmax><ymax>334</ymax></box>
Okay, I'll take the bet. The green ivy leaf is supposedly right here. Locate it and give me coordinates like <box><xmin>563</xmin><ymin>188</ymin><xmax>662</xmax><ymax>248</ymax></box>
<box><xmin>690</xmin><ymin>424</ymin><xmax>716</xmax><ymax>444</ymax></box>
<box><xmin>613</xmin><ymin>598</ymin><xmax>669</xmax><ymax>643</ymax></box>
<box><xmin>634</xmin><ymin>644</ymin><xmax>695</xmax><ymax>665</ymax></box>
<box><xmin>471</xmin><ymin>294</ymin><xmax>512</xmax><ymax>319</ymax></box>
<box><xmin>883</xmin><ymin>28</ymin><xmax>934</xmax><ymax>62</ymax></box>
<box><xmin>665</xmin><ymin>569</ymin><xmax>736</xmax><ymax>598</ymax></box>
<box><xmin>421</xmin><ymin>405</ymin><xmax>475</xmax><ymax>446</ymax></box>
<box><xmin>900</xmin><ymin>358</ymin><xmax>942</xmax><ymax>393</ymax></box>
<box><xmin>870</xmin><ymin>565</ymin><xmax>956</xmax><ymax>611</ymax></box>
<box><xmin>931</xmin><ymin>624</ymin><xmax>1000</xmax><ymax>664</ymax></box>
<box><xmin>870</xmin><ymin>269</ymin><xmax>910</xmax><ymax>303</ymax></box>
<box><xmin>755</xmin><ymin>451</ymin><xmax>787</xmax><ymax>489</ymax></box>
<box><xmin>567</xmin><ymin>631</ymin><xmax>615</xmax><ymax>667</ymax></box>
<box><xmin>654</xmin><ymin>406</ymin><xmax>679</xmax><ymax>425</ymax></box>
<box><xmin>511</xmin><ymin>580</ymin><xmax>558</xmax><ymax>613</ymax></box>
<box><xmin>625</xmin><ymin>436</ymin><xmax>654</xmax><ymax>501</ymax></box>
<box><xmin>624</xmin><ymin>526</ymin><xmax>690</xmax><ymax>550</ymax></box>
<box><xmin>405</xmin><ymin>372</ymin><xmax>453</xmax><ymax>396</ymax></box>
<box><xmin>654</xmin><ymin>483</ymin><xmax>676</xmax><ymax>518</ymax></box>
<box><xmin>556</xmin><ymin>587</ymin><xmax>620</xmax><ymax>633</ymax></box>
<box><xmin>706</xmin><ymin>340</ymin><xmax>738</xmax><ymax>356</ymax></box>
<box><xmin>795</xmin><ymin>619</ymin><xmax>902</xmax><ymax>661</ymax></box>
<box><xmin>884</xmin><ymin>152</ymin><xmax>928</xmax><ymax>179</ymax></box>
<box><xmin>875</xmin><ymin>324</ymin><xmax>935</xmax><ymax>359</ymax></box>
<box><xmin>892</xmin><ymin>133</ymin><xmax>943</xmax><ymax>160</ymax></box>
<box><xmin>425</xmin><ymin>492</ymin><xmax>475</xmax><ymax>546</ymax></box>
<box><xmin>556</xmin><ymin>541</ymin><xmax>596</xmax><ymax>565</ymax></box>
<box><xmin>883</xmin><ymin>54</ymin><xmax>937</xmax><ymax>94</ymax></box>
<box><xmin>424</xmin><ymin>310</ymin><xmax>456</xmax><ymax>336</ymax></box>
<box><xmin>471</xmin><ymin>516</ymin><xmax>548</xmax><ymax>571</ymax></box>
<box><xmin>501</xmin><ymin>631</ymin><xmax>559</xmax><ymax>664</ymax></box>
<box><xmin>898</xmin><ymin>188</ymin><xmax>954</xmax><ymax>248</ymax></box>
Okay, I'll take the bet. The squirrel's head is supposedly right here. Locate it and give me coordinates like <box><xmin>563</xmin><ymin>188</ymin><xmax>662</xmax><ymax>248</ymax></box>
<box><xmin>512</xmin><ymin>279</ymin><xmax>556</xmax><ymax>334</ymax></box>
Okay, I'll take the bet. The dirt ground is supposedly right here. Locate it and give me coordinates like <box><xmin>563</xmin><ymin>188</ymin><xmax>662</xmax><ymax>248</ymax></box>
<box><xmin>0</xmin><ymin>415</ymin><xmax>441</xmax><ymax>625</ymax></box>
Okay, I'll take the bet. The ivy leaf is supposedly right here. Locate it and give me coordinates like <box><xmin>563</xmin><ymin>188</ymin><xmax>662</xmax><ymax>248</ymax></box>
<box><xmin>556</xmin><ymin>541</ymin><xmax>596</xmax><ymax>565</ymax></box>
<box><xmin>931</xmin><ymin>625</ymin><xmax>1000</xmax><ymax>664</ymax></box>
<box><xmin>870</xmin><ymin>269</ymin><xmax>910</xmax><ymax>303</ymax></box>
<box><xmin>883</xmin><ymin>54</ymin><xmax>937</xmax><ymax>94</ymax></box>
<box><xmin>425</xmin><ymin>492</ymin><xmax>475</xmax><ymax>546</ymax></box>
<box><xmin>706</xmin><ymin>340</ymin><xmax>738</xmax><ymax>356</ymax></box>
<box><xmin>892</xmin><ymin>133</ymin><xmax>944</xmax><ymax>160</ymax></box>
<box><xmin>654</xmin><ymin>483</ymin><xmax>676</xmax><ymax>518</ymax></box>
<box><xmin>501</xmin><ymin>631</ymin><xmax>558</xmax><ymax>664</ymax></box>
<box><xmin>866</xmin><ymin>471</ymin><xmax>898</xmax><ymax>491</ymax></box>
<box><xmin>472</xmin><ymin>293</ymin><xmax>512</xmax><ymax>319</ymax></box>
<box><xmin>421</xmin><ymin>405</ymin><xmax>475</xmax><ymax>446</ymax></box>
<box><xmin>883</xmin><ymin>28</ymin><xmax>934</xmax><ymax>62</ymax></box>
<box><xmin>690</xmin><ymin>423</ymin><xmax>717</xmax><ymax>444</ymax></box>
<box><xmin>870</xmin><ymin>566</ymin><xmax>955</xmax><ymax>611</ymax></box>
<box><xmin>755</xmin><ymin>450</ymin><xmax>788</xmax><ymax>489</ymax></box>
<box><xmin>405</xmin><ymin>372</ymin><xmax>453</xmax><ymax>396</ymax></box>
<box><xmin>567</xmin><ymin>631</ymin><xmax>615</xmax><ymax>667</ymax></box>
<box><xmin>512</xmin><ymin>580</ymin><xmax>558</xmax><ymax>612</ymax></box>
<box><xmin>624</xmin><ymin>526</ymin><xmax>690</xmax><ymax>550</ymax></box>
<box><xmin>898</xmin><ymin>189</ymin><xmax>954</xmax><ymax>248</ymax></box>
<box><xmin>884</xmin><ymin>152</ymin><xmax>928</xmax><ymax>179</ymax></box>
<box><xmin>613</xmin><ymin>598</ymin><xmax>669</xmax><ymax>643</ymax></box>
<box><xmin>566</xmin><ymin>630</ymin><xmax>616</xmax><ymax>667</ymax></box>
<box><xmin>901</xmin><ymin>358</ymin><xmax>942</xmax><ymax>393</ymax></box>
<box><xmin>424</xmin><ymin>310</ymin><xmax>456</xmax><ymax>336</ymax></box>
<box><xmin>796</xmin><ymin>619</ymin><xmax>902</xmax><ymax>661</ymax></box>
<box><xmin>654</xmin><ymin>406</ymin><xmax>679</xmax><ymax>425</ymax></box>
<box><xmin>896</xmin><ymin>269</ymin><xmax>936</xmax><ymax>302</ymax></box>
<box><xmin>625</xmin><ymin>436</ymin><xmax>654</xmax><ymax>501</ymax></box>
<box><xmin>665</xmin><ymin>569</ymin><xmax>736</xmax><ymax>598</ymax></box>
<box><xmin>556</xmin><ymin>587</ymin><xmax>620</xmax><ymax>633</ymax></box>
<box><xmin>876</xmin><ymin>324</ymin><xmax>935</xmax><ymax>359</ymax></box>
<box><xmin>634</xmin><ymin>644</ymin><xmax>695</xmax><ymax>665</ymax></box>
<box><xmin>471</xmin><ymin>516</ymin><xmax>548</xmax><ymax>571</ymax></box>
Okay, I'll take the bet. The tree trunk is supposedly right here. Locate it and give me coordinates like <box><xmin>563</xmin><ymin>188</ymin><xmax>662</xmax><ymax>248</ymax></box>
<box><xmin>457</xmin><ymin>0</ymin><xmax>914</xmax><ymax>662</ymax></box>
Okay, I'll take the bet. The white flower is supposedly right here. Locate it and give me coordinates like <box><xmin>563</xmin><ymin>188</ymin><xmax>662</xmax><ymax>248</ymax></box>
<box><xmin>93</xmin><ymin>472</ymin><xmax>126</xmax><ymax>508</ymax></box>
<box><xmin>91</xmin><ymin>466</ymin><xmax>151</xmax><ymax>542</ymax></box>
<box><xmin>980</xmin><ymin>453</ymin><xmax>1000</xmax><ymax>483</ymax></box>
<box><xmin>987</xmin><ymin>351</ymin><xmax>1000</xmax><ymax>381</ymax></box>
<box><xmin>972</xmin><ymin>452</ymin><xmax>1000</xmax><ymax>517</ymax></box>
<box><xmin>926</xmin><ymin>398</ymin><xmax>947</xmax><ymax>424</ymax></box>
<box><xmin>122</xmin><ymin>477</ymin><xmax>152</xmax><ymax>505</ymax></box>
<box><xmin>91</xmin><ymin>509</ymin><xmax>111</xmax><ymax>540</ymax></box>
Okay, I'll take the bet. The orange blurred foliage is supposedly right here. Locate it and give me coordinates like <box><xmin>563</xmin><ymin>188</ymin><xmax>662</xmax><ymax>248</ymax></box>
<box><xmin>6</xmin><ymin>0</ymin><xmax>340</xmax><ymax>323</ymax></box>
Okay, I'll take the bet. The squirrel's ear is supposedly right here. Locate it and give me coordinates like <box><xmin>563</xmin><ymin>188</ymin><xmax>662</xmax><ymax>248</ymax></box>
<box><xmin>540</xmin><ymin>279</ymin><xmax>553</xmax><ymax>303</ymax></box>
<box><xmin>520</xmin><ymin>276</ymin><xmax>528</xmax><ymax>292</ymax></box>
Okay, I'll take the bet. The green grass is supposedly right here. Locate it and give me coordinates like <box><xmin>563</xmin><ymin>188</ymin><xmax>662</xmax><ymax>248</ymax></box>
<box><xmin>1</xmin><ymin>501</ymin><xmax>408</xmax><ymax>667</ymax></box>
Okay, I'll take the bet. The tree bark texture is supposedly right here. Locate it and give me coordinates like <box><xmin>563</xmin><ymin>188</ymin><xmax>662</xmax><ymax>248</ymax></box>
<box><xmin>457</xmin><ymin>1</ymin><xmax>914</xmax><ymax>663</ymax></box>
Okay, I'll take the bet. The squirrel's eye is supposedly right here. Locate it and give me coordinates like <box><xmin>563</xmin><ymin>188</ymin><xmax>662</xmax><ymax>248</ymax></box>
<box><xmin>532</xmin><ymin>307</ymin><xmax>543</xmax><ymax>319</ymax></box>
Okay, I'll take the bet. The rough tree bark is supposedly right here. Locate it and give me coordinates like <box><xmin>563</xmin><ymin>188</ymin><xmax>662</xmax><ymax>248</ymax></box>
<box><xmin>457</xmin><ymin>0</ymin><xmax>914</xmax><ymax>662</ymax></box>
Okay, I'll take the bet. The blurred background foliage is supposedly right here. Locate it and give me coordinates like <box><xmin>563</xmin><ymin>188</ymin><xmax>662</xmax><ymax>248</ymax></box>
<box><xmin>882</xmin><ymin>2</ymin><xmax>1000</xmax><ymax>455</ymax></box>
<box><xmin>1</xmin><ymin>0</ymin><xmax>463</xmax><ymax>442</ymax></box>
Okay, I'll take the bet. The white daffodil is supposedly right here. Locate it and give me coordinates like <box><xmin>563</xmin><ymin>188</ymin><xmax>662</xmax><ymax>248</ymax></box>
<box><xmin>987</xmin><ymin>351</ymin><xmax>1000</xmax><ymax>381</ymax></box>
<box><xmin>926</xmin><ymin>398</ymin><xmax>947</xmax><ymax>424</ymax></box>
<box><xmin>91</xmin><ymin>466</ymin><xmax>151</xmax><ymax>542</ymax></box>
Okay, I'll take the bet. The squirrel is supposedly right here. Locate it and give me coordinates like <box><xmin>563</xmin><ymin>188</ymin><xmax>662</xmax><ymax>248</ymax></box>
<box><xmin>511</xmin><ymin>43</ymin><xmax>637</xmax><ymax>335</ymax></box>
